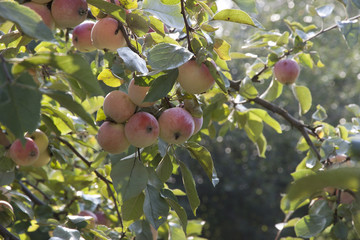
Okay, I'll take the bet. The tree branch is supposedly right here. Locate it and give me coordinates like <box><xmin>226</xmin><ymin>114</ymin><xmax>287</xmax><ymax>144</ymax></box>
<box><xmin>18</xmin><ymin>180</ymin><xmax>46</xmax><ymax>206</ymax></box>
<box><xmin>0</xmin><ymin>224</ymin><xmax>20</xmax><ymax>240</ymax></box>
<box><xmin>180</xmin><ymin>0</ymin><xmax>193</xmax><ymax>53</ymax></box>
<box><xmin>117</xmin><ymin>22</ymin><xmax>141</xmax><ymax>57</ymax></box>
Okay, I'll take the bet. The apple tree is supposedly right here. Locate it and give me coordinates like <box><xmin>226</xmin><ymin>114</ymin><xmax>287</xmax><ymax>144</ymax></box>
<box><xmin>0</xmin><ymin>0</ymin><xmax>360</xmax><ymax>239</ymax></box>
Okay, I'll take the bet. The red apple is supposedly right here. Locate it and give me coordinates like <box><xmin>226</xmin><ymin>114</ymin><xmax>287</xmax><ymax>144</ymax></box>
<box><xmin>96</xmin><ymin>121</ymin><xmax>130</xmax><ymax>154</ymax></box>
<box><xmin>72</xmin><ymin>21</ymin><xmax>96</xmax><ymax>52</ymax></box>
<box><xmin>51</xmin><ymin>0</ymin><xmax>88</xmax><ymax>28</ymax></box>
<box><xmin>23</xmin><ymin>2</ymin><xmax>55</xmax><ymax>30</ymax></box>
<box><xmin>125</xmin><ymin>112</ymin><xmax>159</xmax><ymax>148</ymax></box>
<box><xmin>128</xmin><ymin>79</ymin><xmax>154</xmax><ymax>107</ymax></box>
<box><xmin>158</xmin><ymin>107</ymin><xmax>195</xmax><ymax>144</ymax></box>
<box><xmin>177</xmin><ymin>60</ymin><xmax>215</xmax><ymax>94</ymax></box>
<box><xmin>91</xmin><ymin>17</ymin><xmax>127</xmax><ymax>51</ymax></box>
<box><xmin>103</xmin><ymin>90</ymin><xmax>136</xmax><ymax>123</ymax></box>
<box><xmin>9</xmin><ymin>138</ymin><xmax>39</xmax><ymax>166</ymax></box>
<box><xmin>192</xmin><ymin>116</ymin><xmax>203</xmax><ymax>134</ymax></box>
<box><xmin>273</xmin><ymin>59</ymin><xmax>300</xmax><ymax>85</ymax></box>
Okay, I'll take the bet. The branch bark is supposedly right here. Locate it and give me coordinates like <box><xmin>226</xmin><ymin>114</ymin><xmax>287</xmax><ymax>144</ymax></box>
<box><xmin>180</xmin><ymin>0</ymin><xmax>193</xmax><ymax>53</ymax></box>
<box><xmin>0</xmin><ymin>224</ymin><xmax>20</xmax><ymax>240</ymax></box>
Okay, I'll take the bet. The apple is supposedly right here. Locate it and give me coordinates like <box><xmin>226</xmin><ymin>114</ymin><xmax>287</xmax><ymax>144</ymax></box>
<box><xmin>273</xmin><ymin>59</ymin><xmax>300</xmax><ymax>85</ymax></box>
<box><xmin>91</xmin><ymin>17</ymin><xmax>127</xmax><ymax>51</ymax></box>
<box><xmin>128</xmin><ymin>79</ymin><xmax>154</xmax><ymax>107</ymax></box>
<box><xmin>32</xmin><ymin>150</ymin><xmax>51</xmax><ymax>167</ymax></box>
<box><xmin>32</xmin><ymin>0</ymin><xmax>52</xmax><ymax>3</ymax></box>
<box><xmin>103</xmin><ymin>90</ymin><xmax>136</xmax><ymax>123</ymax></box>
<box><xmin>72</xmin><ymin>21</ymin><xmax>96</xmax><ymax>52</ymax></box>
<box><xmin>192</xmin><ymin>116</ymin><xmax>203</xmax><ymax>134</ymax></box>
<box><xmin>23</xmin><ymin>2</ymin><xmax>55</xmax><ymax>30</ymax></box>
<box><xmin>340</xmin><ymin>191</ymin><xmax>355</xmax><ymax>204</ymax></box>
<box><xmin>177</xmin><ymin>60</ymin><xmax>215</xmax><ymax>94</ymax></box>
<box><xmin>9</xmin><ymin>138</ymin><xmax>39</xmax><ymax>166</ymax></box>
<box><xmin>125</xmin><ymin>112</ymin><xmax>159</xmax><ymax>148</ymax></box>
<box><xmin>25</xmin><ymin>129</ymin><xmax>49</xmax><ymax>153</ymax></box>
<box><xmin>51</xmin><ymin>0</ymin><xmax>88</xmax><ymax>29</ymax></box>
<box><xmin>158</xmin><ymin>107</ymin><xmax>195</xmax><ymax>144</ymax></box>
<box><xmin>329</xmin><ymin>154</ymin><xmax>347</xmax><ymax>163</ymax></box>
<box><xmin>0</xmin><ymin>200</ymin><xmax>13</xmax><ymax>213</ymax></box>
<box><xmin>0</xmin><ymin>200</ymin><xmax>14</xmax><ymax>227</ymax></box>
<box><xmin>94</xmin><ymin>211</ymin><xmax>111</xmax><ymax>226</ymax></box>
<box><xmin>96</xmin><ymin>121</ymin><xmax>130</xmax><ymax>154</ymax></box>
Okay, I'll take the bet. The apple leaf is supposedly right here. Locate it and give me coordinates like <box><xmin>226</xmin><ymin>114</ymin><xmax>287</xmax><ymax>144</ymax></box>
<box><xmin>98</xmin><ymin>69</ymin><xmax>123</xmax><ymax>88</ymax></box>
<box><xmin>129</xmin><ymin>220</ymin><xmax>153</xmax><ymax>240</ymax></box>
<box><xmin>126</xmin><ymin>11</ymin><xmax>150</xmax><ymax>37</ymax></box>
<box><xmin>110</xmin><ymin>157</ymin><xmax>148</xmax><ymax>202</ymax></box>
<box><xmin>205</xmin><ymin>61</ymin><xmax>229</xmax><ymax>93</ymax></box>
<box><xmin>0</xmin><ymin>71</ymin><xmax>41</xmax><ymax>139</ymax></box>
<box><xmin>315</xmin><ymin>5</ymin><xmax>334</xmax><ymax>18</ymax></box>
<box><xmin>214</xmin><ymin>39</ymin><xmax>231</xmax><ymax>60</ymax></box>
<box><xmin>51</xmin><ymin>226</ymin><xmax>81</xmax><ymax>240</ymax></box>
<box><xmin>143</xmin><ymin>184</ymin><xmax>169</xmax><ymax>229</ymax></box>
<box><xmin>179</xmin><ymin>161</ymin><xmax>200</xmax><ymax>216</ymax></box>
<box><xmin>294</xmin><ymin>214</ymin><xmax>329</xmax><ymax>238</ymax></box>
<box><xmin>147</xmin><ymin>43</ymin><xmax>194</xmax><ymax>71</ymax></box>
<box><xmin>232</xmin><ymin>0</ymin><xmax>257</xmax><ymax>13</ymax></box>
<box><xmin>156</xmin><ymin>154</ymin><xmax>173</xmax><ymax>183</ymax></box>
<box><xmin>117</xmin><ymin>47</ymin><xmax>149</xmax><ymax>74</ymax></box>
<box><xmin>0</xmin><ymin>1</ymin><xmax>53</xmax><ymax>41</ymax></box>
<box><xmin>211</xmin><ymin>9</ymin><xmax>257</xmax><ymax>27</ymax></box>
<box><xmin>337</xmin><ymin>20</ymin><xmax>360</xmax><ymax>48</ymax></box>
<box><xmin>86</xmin><ymin>0</ymin><xmax>126</xmax><ymax>23</ymax></box>
<box><xmin>122</xmin><ymin>193</ymin><xmax>145</xmax><ymax>221</ymax></box>
<box><xmin>143</xmin><ymin>69</ymin><xmax>178</xmax><ymax>102</ymax></box>
<box><xmin>161</xmin><ymin>189</ymin><xmax>188</xmax><ymax>232</ymax></box>
<box><xmin>142</xmin><ymin>0</ymin><xmax>184</xmax><ymax>29</ymax></box>
<box><xmin>293</xmin><ymin>85</ymin><xmax>312</xmax><ymax>116</ymax></box>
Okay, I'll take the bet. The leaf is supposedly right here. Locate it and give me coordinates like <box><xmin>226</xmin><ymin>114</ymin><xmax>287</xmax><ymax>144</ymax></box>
<box><xmin>260</xmin><ymin>78</ymin><xmax>283</xmax><ymax>102</ymax></box>
<box><xmin>126</xmin><ymin>11</ymin><xmax>150</xmax><ymax>37</ymax></box>
<box><xmin>337</xmin><ymin>20</ymin><xmax>360</xmax><ymax>48</ymax></box>
<box><xmin>249</xmin><ymin>109</ymin><xmax>282</xmax><ymax>134</ymax></box>
<box><xmin>120</xmin><ymin>0</ymin><xmax>138</xmax><ymax>9</ymax></box>
<box><xmin>156</xmin><ymin>154</ymin><xmax>173</xmax><ymax>183</ymax></box>
<box><xmin>143</xmin><ymin>69</ymin><xmax>178</xmax><ymax>102</ymax></box>
<box><xmin>244</xmin><ymin>111</ymin><xmax>263</xmax><ymax>142</ymax></box>
<box><xmin>110</xmin><ymin>157</ymin><xmax>148</xmax><ymax>201</ymax></box>
<box><xmin>353</xmin><ymin>0</ymin><xmax>360</xmax><ymax>8</ymax></box>
<box><xmin>86</xmin><ymin>0</ymin><xmax>126</xmax><ymax>22</ymax></box>
<box><xmin>161</xmin><ymin>189</ymin><xmax>188</xmax><ymax>232</ymax></box>
<box><xmin>41</xmin><ymin>89</ymin><xmax>97</xmax><ymax>129</ymax></box>
<box><xmin>184</xmin><ymin>142</ymin><xmax>218</xmax><ymax>187</ymax></box>
<box><xmin>13</xmin><ymin>53</ymin><xmax>103</xmax><ymax>97</ymax></box>
<box><xmin>276</xmin><ymin>32</ymin><xmax>290</xmax><ymax>46</ymax></box>
<box><xmin>212</xmin><ymin>9</ymin><xmax>257</xmax><ymax>27</ymax></box>
<box><xmin>293</xmin><ymin>85</ymin><xmax>312</xmax><ymax>116</ymax></box>
<box><xmin>205</xmin><ymin>61</ymin><xmax>229</xmax><ymax>93</ymax></box>
<box><xmin>255</xmin><ymin>133</ymin><xmax>267</xmax><ymax>158</ymax></box>
<box><xmin>147</xmin><ymin>43</ymin><xmax>194</xmax><ymax>71</ymax></box>
<box><xmin>122</xmin><ymin>193</ymin><xmax>145</xmax><ymax>221</ymax></box>
<box><xmin>179</xmin><ymin>161</ymin><xmax>200</xmax><ymax>216</ymax></box>
<box><xmin>214</xmin><ymin>39</ymin><xmax>231</xmax><ymax>60</ymax></box>
<box><xmin>286</xmin><ymin>167</ymin><xmax>360</xmax><ymax>211</ymax></box>
<box><xmin>239</xmin><ymin>77</ymin><xmax>258</xmax><ymax>99</ymax></box>
<box><xmin>142</xmin><ymin>0</ymin><xmax>184</xmax><ymax>29</ymax></box>
<box><xmin>0</xmin><ymin>71</ymin><xmax>41</xmax><ymax>139</ymax></box>
<box><xmin>118</xmin><ymin>47</ymin><xmax>149</xmax><ymax>74</ymax></box>
<box><xmin>0</xmin><ymin>1</ymin><xmax>53</xmax><ymax>41</ymax></box>
<box><xmin>232</xmin><ymin>0</ymin><xmax>257</xmax><ymax>13</ymax></box>
<box><xmin>315</xmin><ymin>5</ymin><xmax>334</xmax><ymax>18</ymax></box>
<box><xmin>143</xmin><ymin>184</ymin><xmax>169</xmax><ymax>229</ymax></box>
<box><xmin>98</xmin><ymin>69</ymin><xmax>123</xmax><ymax>88</ymax></box>
<box><xmin>346</xmin><ymin>103</ymin><xmax>360</xmax><ymax>117</ymax></box>
<box><xmin>129</xmin><ymin>220</ymin><xmax>153</xmax><ymax>240</ymax></box>
<box><xmin>312</xmin><ymin>105</ymin><xmax>328</xmax><ymax>121</ymax></box>
<box><xmin>51</xmin><ymin>226</ymin><xmax>81</xmax><ymax>240</ymax></box>
<box><xmin>294</xmin><ymin>215</ymin><xmax>328</xmax><ymax>238</ymax></box>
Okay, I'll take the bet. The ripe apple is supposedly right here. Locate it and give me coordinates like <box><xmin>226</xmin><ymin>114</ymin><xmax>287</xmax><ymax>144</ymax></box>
<box><xmin>51</xmin><ymin>0</ymin><xmax>88</xmax><ymax>29</ymax></box>
<box><xmin>32</xmin><ymin>0</ymin><xmax>52</xmax><ymax>3</ymax></box>
<box><xmin>273</xmin><ymin>59</ymin><xmax>300</xmax><ymax>85</ymax></box>
<box><xmin>340</xmin><ymin>191</ymin><xmax>355</xmax><ymax>204</ymax></box>
<box><xmin>25</xmin><ymin>129</ymin><xmax>49</xmax><ymax>153</ymax></box>
<box><xmin>329</xmin><ymin>154</ymin><xmax>347</xmax><ymax>163</ymax></box>
<box><xmin>91</xmin><ymin>17</ymin><xmax>127</xmax><ymax>51</ymax></box>
<box><xmin>94</xmin><ymin>211</ymin><xmax>111</xmax><ymax>226</ymax></box>
<box><xmin>177</xmin><ymin>60</ymin><xmax>215</xmax><ymax>94</ymax></box>
<box><xmin>23</xmin><ymin>2</ymin><xmax>55</xmax><ymax>30</ymax></box>
<box><xmin>103</xmin><ymin>90</ymin><xmax>136</xmax><ymax>123</ymax></box>
<box><xmin>193</xmin><ymin>116</ymin><xmax>203</xmax><ymax>134</ymax></box>
<box><xmin>158</xmin><ymin>107</ymin><xmax>195</xmax><ymax>144</ymax></box>
<box><xmin>96</xmin><ymin>121</ymin><xmax>130</xmax><ymax>154</ymax></box>
<box><xmin>128</xmin><ymin>79</ymin><xmax>154</xmax><ymax>107</ymax></box>
<box><xmin>0</xmin><ymin>200</ymin><xmax>13</xmax><ymax>213</ymax></box>
<box><xmin>72</xmin><ymin>21</ymin><xmax>96</xmax><ymax>52</ymax></box>
<box><xmin>125</xmin><ymin>112</ymin><xmax>159</xmax><ymax>148</ymax></box>
<box><xmin>9</xmin><ymin>138</ymin><xmax>39</xmax><ymax>166</ymax></box>
<box><xmin>32</xmin><ymin>150</ymin><xmax>51</xmax><ymax>167</ymax></box>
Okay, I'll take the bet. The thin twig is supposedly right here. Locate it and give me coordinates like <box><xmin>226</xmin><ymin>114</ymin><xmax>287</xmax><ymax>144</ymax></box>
<box><xmin>117</xmin><ymin>22</ymin><xmax>141</xmax><ymax>57</ymax></box>
<box><xmin>180</xmin><ymin>0</ymin><xmax>193</xmax><ymax>53</ymax></box>
<box><xmin>0</xmin><ymin>224</ymin><xmax>20</xmax><ymax>240</ymax></box>
<box><xmin>274</xmin><ymin>212</ymin><xmax>294</xmax><ymax>240</ymax></box>
<box><xmin>22</xmin><ymin>180</ymin><xmax>52</xmax><ymax>202</ymax></box>
<box><xmin>18</xmin><ymin>180</ymin><xmax>46</xmax><ymax>206</ymax></box>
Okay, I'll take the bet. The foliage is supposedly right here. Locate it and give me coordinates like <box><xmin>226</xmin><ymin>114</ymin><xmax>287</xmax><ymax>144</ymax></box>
<box><xmin>0</xmin><ymin>0</ymin><xmax>360</xmax><ymax>239</ymax></box>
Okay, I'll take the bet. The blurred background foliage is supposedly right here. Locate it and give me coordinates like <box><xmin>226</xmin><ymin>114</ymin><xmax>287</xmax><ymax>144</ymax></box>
<box><xmin>168</xmin><ymin>0</ymin><xmax>360</xmax><ymax>239</ymax></box>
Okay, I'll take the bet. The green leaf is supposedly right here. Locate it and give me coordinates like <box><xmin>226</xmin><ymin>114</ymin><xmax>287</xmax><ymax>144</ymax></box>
<box><xmin>255</xmin><ymin>133</ymin><xmax>267</xmax><ymax>158</ymax></box>
<box><xmin>0</xmin><ymin>71</ymin><xmax>41</xmax><ymax>139</ymax></box>
<box><xmin>126</xmin><ymin>11</ymin><xmax>150</xmax><ymax>37</ymax></box>
<box><xmin>249</xmin><ymin>109</ymin><xmax>282</xmax><ymax>134</ymax></box>
<box><xmin>149</xmin><ymin>16</ymin><xmax>166</xmax><ymax>36</ymax></box>
<box><xmin>353</xmin><ymin>0</ymin><xmax>360</xmax><ymax>8</ymax></box>
<box><xmin>286</xmin><ymin>167</ymin><xmax>360</xmax><ymax>211</ymax></box>
<box><xmin>232</xmin><ymin>0</ymin><xmax>257</xmax><ymax>13</ymax></box>
<box><xmin>142</xmin><ymin>0</ymin><xmax>184</xmax><ymax>29</ymax></box>
<box><xmin>212</xmin><ymin>9</ymin><xmax>257</xmax><ymax>27</ymax></box>
<box><xmin>129</xmin><ymin>220</ymin><xmax>153</xmax><ymax>240</ymax></box>
<box><xmin>184</xmin><ymin>142</ymin><xmax>218</xmax><ymax>187</ymax></box>
<box><xmin>205</xmin><ymin>61</ymin><xmax>229</xmax><ymax>93</ymax></box>
<box><xmin>41</xmin><ymin>89</ymin><xmax>97</xmax><ymax>129</ymax></box>
<box><xmin>276</xmin><ymin>32</ymin><xmax>290</xmax><ymax>46</ymax></box>
<box><xmin>244</xmin><ymin>112</ymin><xmax>263</xmax><ymax>142</ymax></box>
<box><xmin>316</xmin><ymin>5</ymin><xmax>334</xmax><ymax>18</ymax></box>
<box><xmin>337</xmin><ymin>20</ymin><xmax>360</xmax><ymax>48</ymax></box>
<box><xmin>260</xmin><ymin>78</ymin><xmax>283</xmax><ymax>102</ymax></box>
<box><xmin>117</xmin><ymin>47</ymin><xmax>149</xmax><ymax>74</ymax></box>
<box><xmin>0</xmin><ymin>1</ymin><xmax>53</xmax><ymax>41</ymax></box>
<box><xmin>298</xmin><ymin>53</ymin><xmax>313</xmax><ymax>69</ymax></box>
<box><xmin>13</xmin><ymin>53</ymin><xmax>103</xmax><ymax>97</ymax></box>
<box><xmin>51</xmin><ymin>226</ymin><xmax>81</xmax><ymax>240</ymax></box>
<box><xmin>294</xmin><ymin>214</ymin><xmax>328</xmax><ymax>238</ymax></box>
<box><xmin>156</xmin><ymin>154</ymin><xmax>173</xmax><ymax>183</ymax></box>
<box><xmin>147</xmin><ymin>43</ymin><xmax>194</xmax><ymax>71</ymax></box>
<box><xmin>312</xmin><ymin>105</ymin><xmax>328</xmax><ymax>121</ymax></box>
<box><xmin>143</xmin><ymin>69</ymin><xmax>178</xmax><ymax>102</ymax></box>
<box><xmin>111</xmin><ymin>157</ymin><xmax>148</xmax><ymax>201</ymax></box>
<box><xmin>161</xmin><ymin>189</ymin><xmax>188</xmax><ymax>232</ymax></box>
<box><xmin>86</xmin><ymin>0</ymin><xmax>126</xmax><ymax>22</ymax></box>
<box><xmin>179</xmin><ymin>161</ymin><xmax>200</xmax><ymax>216</ymax></box>
<box><xmin>122</xmin><ymin>193</ymin><xmax>145</xmax><ymax>221</ymax></box>
<box><xmin>293</xmin><ymin>85</ymin><xmax>312</xmax><ymax>115</ymax></box>
<box><xmin>239</xmin><ymin>77</ymin><xmax>258</xmax><ymax>99</ymax></box>
<box><xmin>346</xmin><ymin>103</ymin><xmax>360</xmax><ymax>117</ymax></box>
<box><xmin>214</xmin><ymin>39</ymin><xmax>231</xmax><ymax>60</ymax></box>
<box><xmin>143</xmin><ymin>184</ymin><xmax>169</xmax><ymax>229</ymax></box>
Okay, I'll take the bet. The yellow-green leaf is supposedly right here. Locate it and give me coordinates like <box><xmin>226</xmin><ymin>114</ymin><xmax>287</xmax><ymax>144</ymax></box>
<box><xmin>212</xmin><ymin>9</ymin><xmax>257</xmax><ymax>27</ymax></box>
<box><xmin>214</xmin><ymin>39</ymin><xmax>231</xmax><ymax>60</ymax></box>
<box><xmin>98</xmin><ymin>69</ymin><xmax>123</xmax><ymax>87</ymax></box>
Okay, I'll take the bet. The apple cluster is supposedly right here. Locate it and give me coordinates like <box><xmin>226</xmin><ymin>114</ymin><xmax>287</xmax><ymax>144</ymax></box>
<box><xmin>7</xmin><ymin>130</ymin><xmax>51</xmax><ymax>167</ymax></box>
<box><xmin>96</xmin><ymin>78</ymin><xmax>204</xmax><ymax>154</ymax></box>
